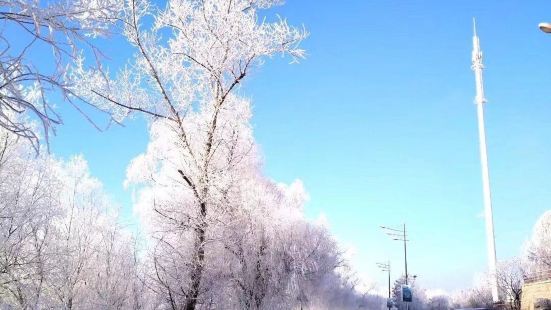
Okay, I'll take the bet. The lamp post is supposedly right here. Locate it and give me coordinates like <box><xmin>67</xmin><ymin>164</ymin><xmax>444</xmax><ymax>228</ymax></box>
<box><xmin>381</xmin><ymin>224</ymin><xmax>409</xmax><ymax>309</ymax></box>
<box><xmin>381</xmin><ymin>224</ymin><xmax>409</xmax><ymax>284</ymax></box>
<box><xmin>539</xmin><ymin>22</ymin><xmax>551</xmax><ymax>33</ymax></box>
<box><xmin>377</xmin><ymin>261</ymin><xmax>391</xmax><ymax>310</ymax></box>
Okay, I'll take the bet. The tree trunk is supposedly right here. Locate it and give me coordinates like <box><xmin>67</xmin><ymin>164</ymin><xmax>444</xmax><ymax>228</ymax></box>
<box><xmin>184</xmin><ymin>201</ymin><xmax>207</xmax><ymax>310</ymax></box>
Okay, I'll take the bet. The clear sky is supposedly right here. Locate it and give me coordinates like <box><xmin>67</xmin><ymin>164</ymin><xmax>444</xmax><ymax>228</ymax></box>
<box><xmin>49</xmin><ymin>0</ymin><xmax>551</xmax><ymax>295</ymax></box>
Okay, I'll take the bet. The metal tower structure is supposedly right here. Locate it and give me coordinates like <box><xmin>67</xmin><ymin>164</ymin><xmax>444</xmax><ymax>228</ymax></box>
<box><xmin>471</xmin><ymin>19</ymin><xmax>499</xmax><ymax>303</ymax></box>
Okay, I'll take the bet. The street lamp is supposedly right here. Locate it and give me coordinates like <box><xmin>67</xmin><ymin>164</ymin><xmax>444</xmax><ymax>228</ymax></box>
<box><xmin>539</xmin><ymin>22</ymin><xmax>551</xmax><ymax>33</ymax></box>
<box><xmin>381</xmin><ymin>224</ymin><xmax>409</xmax><ymax>285</ymax></box>
<box><xmin>377</xmin><ymin>261</ymin><xmax>392</xmax><ymax>310</ymax></box>
<box><xmin>381</xmin><ymin>224</ymin><xmax>410</xmax><ymax>309</ymax></box>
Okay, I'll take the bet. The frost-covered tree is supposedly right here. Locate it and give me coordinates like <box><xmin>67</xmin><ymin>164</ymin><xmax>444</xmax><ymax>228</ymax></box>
<box><xmin>66</xmin><ymin>1</ymin><xmax>374</xmax><ymax>308</ymax></box>
<box><xmin>392</xmin><ymin>276</ymin><xmax>427</xmax><ymax>310</ymax></box>
<box><xmin>70</xmin><ymin>0</ymin><xmax>306</xmax><ymax>308</ymax></box>
<box><xmin>46</xmin><ymin>157</ymin><xmax>107</xmax><ymax>309</ymax></box>
<box><xmin>45</xmin><ymin>156</ymin><xmax>142</xmax><ymax>309</ymax></box>
<box><xmin>0</xmin><ymin>132</ymin><xmax>142</xmax><ymax>309</ymax></box>
<box><xmin>526</xmin><ymin>211</ymin><xmax>551</xmax><ymax>271</ymax></box>
<box><xmin>426</xmin><ymin>295</ymin><xmax>450</xmax><ymax>310</ymax></box>
<box><xmin>453</xmin><ymin>285</ymin><xmax>493</xmax><ymax>309</ymax></box>
<box><xmin>0</xmin><ymin>0</ymin><xmax>122</xmax><ymax>149</ymax></box>
<box><xmin>496</xmin><ymin>258</ymin><xmax>524</xmax><ymax>310</ymax></box>
<box><xmin>0</xmin><ymin>130</ymin><xmax>60</xmax><ymax>307</ymax></box>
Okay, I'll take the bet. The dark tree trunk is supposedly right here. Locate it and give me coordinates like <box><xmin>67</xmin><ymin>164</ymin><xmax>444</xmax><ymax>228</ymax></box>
<box><xmin>184</xmin><ymin>201</ymin><xmax>207</xmax><ymax>310</ymax></box>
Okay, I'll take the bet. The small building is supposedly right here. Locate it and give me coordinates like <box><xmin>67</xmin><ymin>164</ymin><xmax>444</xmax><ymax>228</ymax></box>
<box><xmin>521</xmin><ymin>270</ymin><xmax>551</xmax><ymax>310</ymax></box>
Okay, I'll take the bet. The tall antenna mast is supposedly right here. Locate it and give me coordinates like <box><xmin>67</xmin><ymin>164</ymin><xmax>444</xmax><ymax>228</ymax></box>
<box><xmin>471</xmin><ymin>18</ymin><xmax>499</xmax><ymax>303</ymax></box>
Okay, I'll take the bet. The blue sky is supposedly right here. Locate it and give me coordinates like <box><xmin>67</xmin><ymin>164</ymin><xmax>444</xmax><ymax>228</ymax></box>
<box><xmin>49</xmin><ymin>0</ymin><xmax>551</xmax><ymax>294</ymax></box>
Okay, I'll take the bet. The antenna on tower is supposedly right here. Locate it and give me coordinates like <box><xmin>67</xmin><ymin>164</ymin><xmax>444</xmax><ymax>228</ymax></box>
<box><xmin>472</xmin><ymin>18</ymin><xmax>485</xmax><ymax>104</ymax></box>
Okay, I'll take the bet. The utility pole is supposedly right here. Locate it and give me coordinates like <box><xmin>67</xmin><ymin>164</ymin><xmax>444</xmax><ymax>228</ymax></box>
<box><xmin>471</xmin><ymin>18</ymin><xmax>499</xmax><ymax>303</ymax></box>
<box><xmin>381</xmin><ymin>224</ymin><xmax>409</xmax><ymax>309</ymax></box>
<box><xmin>403</xmin><ymin>223</ymin><xmax>408</xmax><ymax>286</ymax></box>
<box><xmin>377</xmin><ymin>261</ymin><xmax>391</xmax><ymax>310</ymax></box>
<box><xmin>382</xmin><ymin>224</ymin><xmax>409</xmax><ymax>284</ymax></box>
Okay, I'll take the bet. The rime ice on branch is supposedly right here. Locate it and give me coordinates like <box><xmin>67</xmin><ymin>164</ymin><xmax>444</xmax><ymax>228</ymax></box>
<box><xmin>0</xmin><ymin>0</ymin><xmax>122</xmax><ymax>151</ymax></box>
<box><xmin>71</xmin><ymin>0</ymin><xmax>309</xmax><ymax>308</ymax></box>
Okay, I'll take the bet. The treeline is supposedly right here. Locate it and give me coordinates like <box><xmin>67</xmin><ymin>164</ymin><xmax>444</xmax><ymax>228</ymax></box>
<box><xmin>0</xmin><ymin>130</ymin><xmax>382</xmax><ymax>309</ymax></box>
<box><xmin>0</xmin><ymin>0</ymin><xmax>385</xmax><ymax>309</ymax></box>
